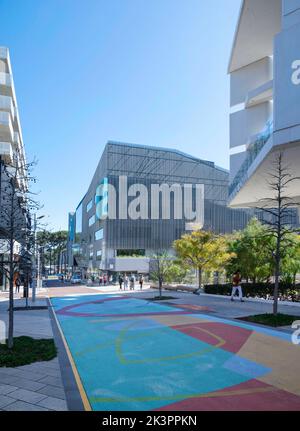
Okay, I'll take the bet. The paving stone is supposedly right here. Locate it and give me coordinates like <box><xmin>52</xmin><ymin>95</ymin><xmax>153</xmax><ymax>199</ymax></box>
<box><xmin>0</xmin><ymin>384</ymin><xmax>18</xmax><ymax>395</ymax></box>
<box><xmin>37</xmin><ymin>375</ymin><xmax>63</xmax><ymax>388</ymax></box>
<box><xmin>4</xmin><ymin>400</ymin><xmax>50</xmax><ymax>411</ymax></box>
<box><xmin>37</xmin><ymin>385</ymin><xmax>66</xmax><ymax>400</ymax></box>
<box><xmin>38</xmin><ymin>396</ymin><xmax>68</xmax><ymax>411</ymax></box>
<box><xmin>0</xmin><ymin>368</ymin><xmax>47</xmax><ymax>382</ymax></box>
<box><xmin>8</xmin><ymin>388</ymin><xmax>47</xmax><ymax>404</ymax></box>
<box><xmin>5</xmin><ymin>377</ymin><xmax>46</xmax><ymax>391</ymax></box>
<box><xmin>0</xmin><ymin>395</ymin><xmax>15</xmax><ymax>408</ymax></box>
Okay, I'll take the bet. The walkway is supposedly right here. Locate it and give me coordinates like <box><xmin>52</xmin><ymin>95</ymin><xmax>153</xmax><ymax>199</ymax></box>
<box><xmin>0</xmin><ymin>298</ymin><xmax>68</xmax><ymax>411</ymax></box>
<box><xmin>50</xmin><ymin>292</ymin><xmax>300</xmax><ymax>411</ymax></box>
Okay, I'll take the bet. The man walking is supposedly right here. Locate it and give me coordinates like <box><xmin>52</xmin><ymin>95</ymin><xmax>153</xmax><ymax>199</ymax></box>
<box><xmin>139</xmin><ymin>275</ymin><xmax>144</xmax><ymax>290</ymax></box>
<box><xmin>118</xmin><ymin>274</ymin><xmax>123</xmax><ymax>290</ymax></box>
<box><xmin>231</xmin><ymin>270</ymin><xmax>244</xmax><ymax>302</ymax></box>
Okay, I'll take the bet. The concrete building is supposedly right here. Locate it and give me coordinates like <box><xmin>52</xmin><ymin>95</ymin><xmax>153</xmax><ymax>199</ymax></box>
<box><xmin>228</xmin><ymin>0</ymin><xmax>300</xmax><ymax>211</ymax></box>
<box><xmin>0</xmin><ymin>47</ymin><xmax>28</xmax><ymax>290</ymax></box>
<box><xmin>67</xmin><ymin>141</ymin><xmax>257</xmax><ymax>277</ymax></box>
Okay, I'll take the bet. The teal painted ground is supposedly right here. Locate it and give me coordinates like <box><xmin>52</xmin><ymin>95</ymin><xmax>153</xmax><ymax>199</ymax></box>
<box><xmin>51</xmin><ymin>295</ymin><xmax>270</xmax><ymax>411</ymax></box>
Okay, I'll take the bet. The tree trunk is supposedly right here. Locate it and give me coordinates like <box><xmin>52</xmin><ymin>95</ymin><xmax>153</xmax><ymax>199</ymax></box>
<box><xmin>198</xmin><ymin>267</ymin><xmax>202</xmax><ymax>290</ymax></box>
<box><xmin>273</xmin><ymin>235</ymin><xmax>281</xmax><ymax>316</ymax></box>
<box><xmin>159</xmin><ymin>278</ymin><xmax>162</xmax><ymax>298</ymax></box>
<box><xmin>7</xmin><ymin>240</ymin><xmax>14</xmax><ymax>349</ymax></box>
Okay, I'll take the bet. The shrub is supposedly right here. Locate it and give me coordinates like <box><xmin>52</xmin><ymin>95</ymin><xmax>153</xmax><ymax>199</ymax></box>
<box><xmin>204</xmin><ymin>283</ymin><xmax>300</xmax><ymax>302</ymax></box>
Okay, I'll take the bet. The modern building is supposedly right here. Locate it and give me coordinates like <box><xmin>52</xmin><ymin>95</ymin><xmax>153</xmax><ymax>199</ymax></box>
<box><xmin>0</xmin><ymin>46</ymin><xmax>28</xmax><ymax>290</ymax></box>
<box><xmin>228</xmin><ymin>0</ymin><xmax>300</xmax><ymax>211</ymax></box>
<box><xmin>67</xmin><ymin>141</ymin><xmax>257</xmax><ymax>276</ymax></box>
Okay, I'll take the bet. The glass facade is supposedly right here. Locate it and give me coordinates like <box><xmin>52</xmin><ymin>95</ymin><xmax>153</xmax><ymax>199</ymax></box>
<box><xmin>86</xmin><ymin>199</ymin><xmax>93</xmax><ymax>212</ymax></box>
<box><xmin>95</xmin><ymin>228</ymin><xmax>104</xmax><ymax>241</ymax></box>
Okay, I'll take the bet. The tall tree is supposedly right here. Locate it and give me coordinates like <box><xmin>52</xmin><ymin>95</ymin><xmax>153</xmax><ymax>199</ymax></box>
<box><xmin>256</xmin><ymin>152</ymin><xmax>300</xmax><ymax>315</ymax></box>
<box><xmin>0</xmin><ymin>155</ymin><xmax>38</xmax><ymax>348</ymax></box>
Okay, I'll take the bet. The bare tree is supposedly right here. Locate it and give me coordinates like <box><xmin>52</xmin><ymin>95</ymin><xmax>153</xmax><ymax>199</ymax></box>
<box><xmin>256</xmin><ymin>152</ymin><xmax>300</xmax><ymax>315</ymax></box>
<box><xmin>0</xmin><ymin>153</ymin><xmax>39</xmax><ymax>348</ymax></box>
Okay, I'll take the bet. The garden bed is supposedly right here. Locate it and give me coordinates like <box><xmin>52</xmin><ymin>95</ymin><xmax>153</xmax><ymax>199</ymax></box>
<box><xmin>238</xmin><ymin>313</ymin><xmax>300</xmax><ymax>327</ymax></box>
<box><xmin>0</xmin><ymin>336</ymin><xmax>57</xmax><ymax>367</ymax></box>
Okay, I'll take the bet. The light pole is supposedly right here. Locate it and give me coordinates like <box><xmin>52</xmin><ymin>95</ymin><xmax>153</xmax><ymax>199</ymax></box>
<box><xmin>32</xmin><ymin>213</ymin><xmax>45</xmax><ymax>302</ymax></box>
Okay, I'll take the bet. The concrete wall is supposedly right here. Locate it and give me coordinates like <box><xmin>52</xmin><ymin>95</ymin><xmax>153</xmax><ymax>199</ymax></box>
<box><xmin>230</xmin><ymin>57</ymin><xmax>272</xmax><ymax>107</ymax></box>
<box><xmin>274</xmin><ymin>11</ymin><xmax>300</xmax><ymax>137</ymax></box>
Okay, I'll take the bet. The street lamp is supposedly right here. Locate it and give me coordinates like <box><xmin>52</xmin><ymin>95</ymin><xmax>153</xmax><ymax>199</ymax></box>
<box><xmin>32</xmin><ymin>214</ymin><xmax>45</xmax><ymax>302</ymax></box>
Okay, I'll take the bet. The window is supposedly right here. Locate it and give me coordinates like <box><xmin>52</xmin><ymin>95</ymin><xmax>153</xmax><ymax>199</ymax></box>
<box><xmin>88</xmin><ymin>215</ymin><xmax>95</xmax><ymax>227</ymax></box>
<box><xmin>89</xmin><ymin>251</ymin><xmax>93</xmax><ymax>259</ymax></box>
<box><xmin>86</xmin><ymin>199</ymin><xmax>93</xmax><ymax>212</ymax></box>
<box><xmin>95</xmin><ymin>228</ymin><xmax>103</xmax><ymax>241</ymax></box>
<box><xmin>96</xmin><ymin>250</ymin><xmax>102</xmax><ymax>261</ymax></box>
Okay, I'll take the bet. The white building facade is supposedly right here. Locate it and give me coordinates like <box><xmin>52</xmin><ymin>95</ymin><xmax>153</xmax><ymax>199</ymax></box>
<box><xmin>228</xmin><ymin>0</ymin><xmax>300</xmax><ymax>210</ymax></box>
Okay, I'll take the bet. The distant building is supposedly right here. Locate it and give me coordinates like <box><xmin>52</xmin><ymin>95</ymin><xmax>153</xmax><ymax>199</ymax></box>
<box><xmin>67</xmin><ymin>141</ymin><xmax>257</xmax><ymax>276</ymax></box>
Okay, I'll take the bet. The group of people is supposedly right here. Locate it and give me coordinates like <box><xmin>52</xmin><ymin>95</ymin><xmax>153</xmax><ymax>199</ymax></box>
<box><xmin>118</xmin><ymin>274</ymin><xmax>144</xmax><ymax>291</ymax></box>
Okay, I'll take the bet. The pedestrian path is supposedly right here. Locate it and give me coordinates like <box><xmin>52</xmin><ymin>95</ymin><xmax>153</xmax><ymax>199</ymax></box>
<box><xmin>50</xmin><ymin>293</ymin><xmax>300</xmax><ymax>411</ymax></box>
<box><xmin>0</xmin><ymin>298</ymin><xmax>68</xmax><ymax>411</ymax></box>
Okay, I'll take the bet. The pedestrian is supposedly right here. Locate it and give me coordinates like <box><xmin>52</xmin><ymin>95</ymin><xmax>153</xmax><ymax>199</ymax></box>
<box><xmin>103</xmin><ymin>274</ymin><xmax>107</xmax><ymax>286</ymax></box>
<box><xmin>139</xmin><ymin>275</ymin><xmax>144</xmax><ymax>290</ymax></box>
<box><xmin>118</xmin><ymin>275</ymin><xmax>123</xmax><ymax>290</ymax></box>
<box><xmin>124</xmin><ymin>274</ymin><xmax>129</xmax><ymax>290</ymax></box>
<box><xmin>15</xmin><ymin>277</ymin><xmax>21</xmax><ymax>294</ymax></box>
<box><xmin>130</xmin><ymin>274</ymin><xmax>135</xmax><ymax>290</ymax></box>
<box><xmin>231</xmin><ymin>270</ymin><xmax>244</xmax><ymax>302</ymax></box>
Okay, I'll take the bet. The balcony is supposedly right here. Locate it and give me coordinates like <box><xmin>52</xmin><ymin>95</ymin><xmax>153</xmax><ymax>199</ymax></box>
<box><xmin>229</xmin><ymin>119</ymin><xmax>273</xmax><ymax>202</ymax></box>
<box><xmin>0</xmin><ymin>111</ymin><xmax>14</xmax><ymax>142</ymax></box>
<box><xmin>0</xmin><ymin>47</ymin><xmax>9</xmax><ymax>60</ymax></box>
<box><xmin>0</xmin><ymin>95</ymin><xmax>14</xmax><ymax>118</ymax></box>
<box><xmin>0</xmin><ymin>142</ymin><xmax>13</xmax><ymax>163</ymax></box>
<box><xmin>0</xmin><ymin>72</ymin><xmax>13</xmax><ymax>96</ymax></box>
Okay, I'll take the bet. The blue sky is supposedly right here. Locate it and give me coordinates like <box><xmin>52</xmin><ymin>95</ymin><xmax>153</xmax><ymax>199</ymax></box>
<box><xmin>0</xmin><ymin>0</ymin><xmax>241</xmax><ymax>230</ymax></box>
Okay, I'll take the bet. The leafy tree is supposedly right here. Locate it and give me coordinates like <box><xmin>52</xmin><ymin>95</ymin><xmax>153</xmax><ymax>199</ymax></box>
<box><xmin>281</xmin><ymin>234</ymin><xmax>300</xmax><ymax>287</ymax></box>
<box><xmin>150</xmin><ymin>251</ymin><xmax>175</xmax><ymax>298</ymax></box>
<box><xmin>173</xmin><ymin>231</ymin><xmax>233</xmax><ymax>291</ymax></box>
<box><xmin>226</xmin><ymin>218</ymin><xmax>275</xmax><ymax>283</ymax></box>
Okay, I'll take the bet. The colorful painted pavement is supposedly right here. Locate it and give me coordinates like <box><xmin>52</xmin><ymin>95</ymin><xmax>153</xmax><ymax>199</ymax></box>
<box><xmin>51</xmin><ymin>294</ymin><xmax>300</xmax><ymax>411</ymax></box>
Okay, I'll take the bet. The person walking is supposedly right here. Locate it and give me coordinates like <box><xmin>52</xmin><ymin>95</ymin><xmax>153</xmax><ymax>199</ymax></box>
<box><xmin>15</xmin><ymin>277</ymin><xmax>21</xmax><ymax>294</ymax></box>
<box><xmin>118</xmin><ymin>274</ymin><xmax>123</xmax><ymax>290</ymax></box>
<box><xmin>139</xmin><ymin>275</ymin><xmax>144</xmax><ymax>290</ymax></box>
<box><xmin>231</xmin><ymin>270</ymin><xmax>244</xmax><ymax>302</ymax></box>
<box><xmin>130</xmin><ymin>274</ymin><xmax>135</xmax><ymax>290</ymax></box>
<box><xmin>124</xmin><ymin>274</ymin><xmax>129</xmax><ymax>290</ymax></box>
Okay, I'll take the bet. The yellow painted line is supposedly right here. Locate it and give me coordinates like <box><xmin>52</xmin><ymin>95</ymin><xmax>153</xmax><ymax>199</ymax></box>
<box><xmin>49</xmin><ymin>299</ymin><xmax>92</xmax><ymax>411</ymax></box>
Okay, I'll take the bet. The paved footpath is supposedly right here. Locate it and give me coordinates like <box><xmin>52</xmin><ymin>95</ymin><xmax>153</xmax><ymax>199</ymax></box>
<box><xmin>1</xmin><ymin>284</ymin><xmax>300</xmax><ymax>411</ymax></box>
<box><xmin>0</xmin><ymin>298</ymin><xmax>68</xmax><ymax>411</ymax></box>
<box><xmin>50</xmin><ymin>288</ymin><xmax>300</xmax><ymax>411</ymax></box>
